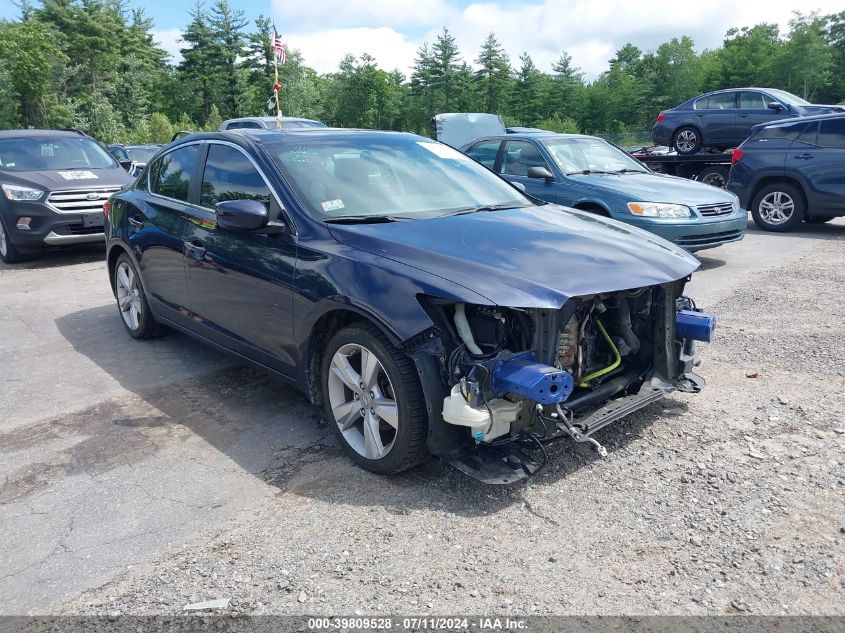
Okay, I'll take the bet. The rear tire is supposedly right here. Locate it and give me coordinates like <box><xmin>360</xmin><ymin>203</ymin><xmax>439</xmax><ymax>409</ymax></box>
<box><xmin>322</xmin><ymin>322</ymin><xmax>429</xmax><ymax>475</ymax></box>
<box><xmin>113</xmin><ymin>253</ymin><xmax>167</xmax><ymax>339</ymax></box>
<box><xmin>673</xmin><ymin>126</ymin><xmax>702</xmax><ymax>155</ymax></box>
<box><xmin>750</xmin><ymin>182</ymin><xmax>805</xmax><ymax>232</ymax></box>
<box><xmin>696</xmin><ymin>165</ymin><xmax>729</xmax><ymax>189</ymax></box>
<box><xmin>0</xmin><ymin>217</ymin><xmax>24</xmax><ymax>264</ymax></box>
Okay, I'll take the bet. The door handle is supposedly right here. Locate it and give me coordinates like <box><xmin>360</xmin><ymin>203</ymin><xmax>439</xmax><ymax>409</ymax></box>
<box><xmin>793</xmin><ymin>153</ymin><xmax>814</xmax><ymax>160</ymax></box>
<box><xmin>128</xmin><ymin>217</ymin><xmax>144</xmax><ymax>230</ymax></box>
<box><xmin>183</xmin><ymin>240</ymin><xmax>207</xmax><ymax>260</ymax></box>
<box><xmin>737</xmin><ymin>114</ymin><xmax>749</xmax><ymax>118</ymax></box>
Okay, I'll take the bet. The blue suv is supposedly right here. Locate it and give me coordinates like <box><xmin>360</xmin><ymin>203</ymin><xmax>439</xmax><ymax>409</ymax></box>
<box><xmin>727</xmin><ymin>113</ymin><xmax>845</xmax><ymax>231</ymax></box>
<box><xmin>653</xmin><ymin>88</ymin><xmax>844</xmax><ymax>155</ymax></box>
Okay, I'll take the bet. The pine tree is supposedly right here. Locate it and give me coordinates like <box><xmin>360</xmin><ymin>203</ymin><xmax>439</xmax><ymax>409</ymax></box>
<box><xmin>474</xmin><ymin>33</ymin><xmax>512</xmax><ymax>114</ymax></box>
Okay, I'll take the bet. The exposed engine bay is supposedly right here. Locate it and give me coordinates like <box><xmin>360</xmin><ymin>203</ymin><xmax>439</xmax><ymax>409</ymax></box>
<box><xmin>412</xmin><ymin>280</ymin><xmax>714</xmax><ymax>483</ymax></box>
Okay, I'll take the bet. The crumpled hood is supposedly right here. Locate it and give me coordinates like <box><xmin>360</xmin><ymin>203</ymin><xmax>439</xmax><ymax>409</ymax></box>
<box><xmin>796</xmin><ymin>105</ymin><xmax>845</xmax><ymax>115</ymax></box>
<box><xmin>328</xmin><ymin>205</ymin><xmax>700</xmax><ymax>308</ymax></box>
<box><xmin>0</xmin><ymin>167</ymin><xmax>132</xmax><ymax>191</ymax></box>
<box><xmin>573</xmin><ymin>171</ymin><xmax>737</xmax><ymax>207</ymax></box>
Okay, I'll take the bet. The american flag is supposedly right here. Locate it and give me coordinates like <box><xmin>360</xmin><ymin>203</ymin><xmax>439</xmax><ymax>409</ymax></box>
<box><xmin>271</xmin><ymin>29</ymin><xmax>286</xmax><ymax>64</ymax></box>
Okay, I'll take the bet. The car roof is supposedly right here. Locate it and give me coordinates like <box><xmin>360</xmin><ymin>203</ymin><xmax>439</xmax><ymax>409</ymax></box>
<box><xmin>221</xmin><ymin>116</ymin><xmax>324</xmax><ymax>126</ymax></box>
<box><xmin>755</xmin><ymin>111</ymin><xmax>845</xmax><ymax>129</ymax></box>
<box><xmin>474</xmin><ymin>133</ymin><xmax>602</xmax><ymax>143</ymax></box>
<box><xmin>0</xmin><ymin>128</ymin><xmax>89</xmax><ymax>139</ymax></box>
<box><xmin>169</xmin><ymin>128</ymin><xmax>425</xmax><ymax>151</ymax></box>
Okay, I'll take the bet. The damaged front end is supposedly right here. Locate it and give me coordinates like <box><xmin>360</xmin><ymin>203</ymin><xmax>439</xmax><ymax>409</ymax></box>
<box><xmin>409</xmin><ymin>281</ymin><xmax>714</xmax><ymax>484</ymax></box>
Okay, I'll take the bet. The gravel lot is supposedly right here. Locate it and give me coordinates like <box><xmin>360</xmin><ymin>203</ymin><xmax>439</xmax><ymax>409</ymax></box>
<box><xmin>1</xmin><ymin>219</ymin><xmax>844</xmax><ymax>617</ymax></box>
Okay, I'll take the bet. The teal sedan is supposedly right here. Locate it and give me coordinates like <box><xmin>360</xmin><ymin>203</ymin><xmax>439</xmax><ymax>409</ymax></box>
<box><xmin>461</xmin><ymin>133</ymin><xmax>747</xmax><ymax>251</ymax></box>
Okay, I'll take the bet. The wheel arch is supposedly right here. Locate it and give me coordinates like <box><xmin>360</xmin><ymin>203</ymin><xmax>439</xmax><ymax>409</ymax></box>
<box><xmin>749</xmin><ymin>176</ymin><xmax>808</xmax><ymax>212</ymax></box>
<box><xmin>572</xmin><ymin>201</ymin><xmax>612</xmax><ymax>217</ymax></box>
<box><xmin>303</xmin><ymin>306</ymin><xmax>403</xmax><ymax>407</ymax></box>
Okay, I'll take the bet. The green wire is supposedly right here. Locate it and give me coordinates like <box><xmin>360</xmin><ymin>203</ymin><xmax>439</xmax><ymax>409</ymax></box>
<box><xmin>577</xmin><ymin>319</ymin><xmax>621</xmax><ymax>388</ymax></box>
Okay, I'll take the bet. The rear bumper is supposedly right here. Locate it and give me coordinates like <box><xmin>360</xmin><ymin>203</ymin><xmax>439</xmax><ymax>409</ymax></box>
<box><xmin>0</xmin><ymin>201</ymin><xmax>105</xmax><ymax>251</ymax></box>
<box><xmin>652</xmin><ymin>124</ymin><xmax>672</xmax><ymax>146</ymax></box>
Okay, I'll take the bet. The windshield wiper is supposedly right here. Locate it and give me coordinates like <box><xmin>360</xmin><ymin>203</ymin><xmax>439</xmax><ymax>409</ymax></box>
<box><xmin>441</xmin><ymin>203</ymin><xmax>523</xmax><ymax>217</ymax></box>
<box><xmin>608</xmin><ymin>168</ymin><xmax>648</xmax><ymax>174</ymax></box>
<box><xmin>323</xmin><ymin>215</ymin><xmax>413</xmax><ymax>224</ymax></box>
<box><xmin>566</xmin><ymin>169</ymin><xmax>616</xmax><ymax>176</ymax></box>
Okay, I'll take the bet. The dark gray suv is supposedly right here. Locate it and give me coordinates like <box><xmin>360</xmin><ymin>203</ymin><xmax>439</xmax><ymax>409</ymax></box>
<box><xmin>653</xmin><ymin>88</ymin><xmax>845</xmax><ymax>155</ymax></box>
<box><xmin>0</xmin><ymin>129</ymin><xmax>132</xmax><ymax>263</ymax></box>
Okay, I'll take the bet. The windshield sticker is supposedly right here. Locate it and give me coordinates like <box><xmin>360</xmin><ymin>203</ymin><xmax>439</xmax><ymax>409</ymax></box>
<box><xmin>321</xmin><ymin>199</ymin><xmax>345</xmax><ymax>212</ymax></box>
<box><xmin>57</xmin><ymin>170</ymin><xmax>99</xmax><ymax>180</ymax></box>
<box><xmin>416</xmin><ymin>142</ymin><xmax>471</xmax><ymax>161</ymax></box>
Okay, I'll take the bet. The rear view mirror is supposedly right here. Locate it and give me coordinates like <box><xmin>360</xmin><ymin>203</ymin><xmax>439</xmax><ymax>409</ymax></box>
<box><xmin>768</xmin><ymin>102</ymin><xmax>784</xmax><ymax>111</ymax></box>
<box><xmin>527</xmin><ymin>166</ymin><xmax>555</xmax><ymax>180</ymax></box>
<box><xmin>216</xmin><ymin>199</ymin><xmax>269</xmax><ymax>232</ymax></box>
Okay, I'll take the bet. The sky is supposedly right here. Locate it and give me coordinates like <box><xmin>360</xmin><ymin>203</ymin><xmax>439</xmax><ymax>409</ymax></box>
<box><xmin>4</xmin><ymin>0</ymin><xmax>844</xmax><ymax>79</ymax></box>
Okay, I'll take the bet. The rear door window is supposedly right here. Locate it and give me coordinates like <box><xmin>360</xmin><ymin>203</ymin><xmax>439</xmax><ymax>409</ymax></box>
<box><xmin>150</xmin><ymin>144</ymin><xmax>201</xmax><ymax>202</ymax></box>
<box><xmin>795</xmin><ymin>122</ymin><xmax>819</xmax><ymax>146</ymax></box>
<box><xmin>696</xmin><ymin>93</ymin><xmax>736</xmax><ymax>110</ymax></box>
<box><xmin>465</xmin><ymin>140</ymin><xmax>501</xmax><ymax>169</ymax></box>
<box><xmin>817</xmin><ymin>118</ymin><xmax>845</xmax><ymax>149</ymax></box>
<box><xmin>756</xmin><ymin>121</ymin><xmax>810</xmax><ymax>141</ymax></box>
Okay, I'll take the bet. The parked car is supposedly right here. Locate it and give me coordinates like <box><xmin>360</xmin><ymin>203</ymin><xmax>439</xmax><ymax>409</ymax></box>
<box><xmin>727</xmin><ymin>113</ymin><xmax>845</xmax><ymax>231</ymax></box>
<box><xmin>106</xmin><ymin>144</ymin><xmax>163</xmax><ymax>165</ymax></box>
<box><xmin>653</xmin><ymin>88</ymin><xmax>845</xmax><ymax>155</ymax></box>
<box><xmin>106</xmin><ymin>144</ymin><xmax>164</xmax><ymax>179</ymax></box>
<box><xmin>219</xmin><ymin>116</ymin><xmax>327</xmax><ymax>131</ymax></box>
<box><xmin>0</xmin><ymin>129</ymin><xmax>132</xmax><ymax>263</ymax></box>
<box><xmin>461</xmin><ymin>133</ymin><xmax>746</xmax><ymax>251</ymax></box>
<box><xmin>105</xmin><ymin>129</ymin><xmax>714</xmax><ymax>483</ymax></box>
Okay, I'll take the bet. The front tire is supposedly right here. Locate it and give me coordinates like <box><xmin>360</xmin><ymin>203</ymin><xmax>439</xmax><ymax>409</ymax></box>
<box><xmin>113</xmin><ymin>253</ymin><xmax>167</xmax><ymax>339</ymax></box>
<box><xmin>0</xmin><ymin>216</ymin><xmax>24</xmax><ymax>264</ymax></box>
<box><xmin>750</xmin><ymin>183</ymin><xmax>805</xmax><ymax>232</ymax></box>
<box><xmin>673</xmin><ymin>126</ymin><xmax>702</xmax><ymax>155</ymax></box>
<box><xmin>322</xmin><ymin>322</ymin><xmax>428</xmax><ymax>474</ymax></box>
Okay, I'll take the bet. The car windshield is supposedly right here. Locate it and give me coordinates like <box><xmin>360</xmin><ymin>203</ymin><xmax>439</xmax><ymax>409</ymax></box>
<box><xmin>264</xmin><ymin>134</ymin><xmax>530</xmax><ymax>220</ymax></box>
<box><xmin>767</xmin><ymin>89</ymin><xmax>810</xmax><ymax>106</ymax></box>
<box><xmin>543</xmin><ymin>137</ymin><xmax>649</xmax><ymax>175</ymax></box>
<box><xmin>0</xmin><ymin>136</ymin><xmax>117</xmax><ymax>171</ymax></box>
<box><xmin>125</xmin><ymin>146</ymin><xmax>159</xmax><ymax>163</ymax></box>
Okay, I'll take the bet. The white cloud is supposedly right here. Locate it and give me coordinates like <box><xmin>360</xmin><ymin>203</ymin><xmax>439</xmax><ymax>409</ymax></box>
<box><xmin>272</xmin><ymin>0</ymin><xmax>455</xmax><ymax>29</ymax></box>
<box><xmin>274</xmin><ymin>0</ymin><xmax>845</xmax><ymax>78</ymax></box>
<box><xmin>153</xmin><ymin>28</ymin><xmax>184</xmax><ymax>64</ymax></box>
<box><xmin>286</xmin><ymin>27</ymin><xmax>420</xmax><ymax>76</ymax></box>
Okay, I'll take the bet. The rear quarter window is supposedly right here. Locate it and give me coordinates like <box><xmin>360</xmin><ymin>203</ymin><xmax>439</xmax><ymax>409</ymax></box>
<box><xmin>817</xmin><ymin>118</ymin><xmax>845</xmax><ymax>149</ymax></box>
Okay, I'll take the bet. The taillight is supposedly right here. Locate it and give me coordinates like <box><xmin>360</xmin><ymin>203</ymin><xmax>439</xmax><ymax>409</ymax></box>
<box><xmin>103</xmin><ymin>200</ymin><xmax>111</xmax><ymax>218</ymax></box>
<box><xmin>656</xmin><ymin>113</ymin><xmax>665</xmax><ymax>123</ymax></box>
<box><xmin>731</xmin><ymin>148</ymin><xmax>744</xmax><ymax>164</ymax></box>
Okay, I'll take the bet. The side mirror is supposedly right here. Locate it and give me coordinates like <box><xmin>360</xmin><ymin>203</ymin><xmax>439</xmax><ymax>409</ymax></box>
<box><xmin>118</xmin><ymin>159</ymin><xmax>133</xmax><ymax>171</ymax></box>
<box><xmin>767</xmin><ymin>102</ymin><xmax>784</xmax><ymax>111</ymax></box>
<box><xmin>527</xmin><ymin>165</ymin><xmax>555</xmax><ymax>180</ymax></box>
<box><xmin>215</xmin><ymin>199</ymin><xmax>269</xmax><ymax>232</ymax></box>
<box><xmin>511</xmin><ymin>182</ymin><xmax>526</xmax><ymax>192</ymax></box>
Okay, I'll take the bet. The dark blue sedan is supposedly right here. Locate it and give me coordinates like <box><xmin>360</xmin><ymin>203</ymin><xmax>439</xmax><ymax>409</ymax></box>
<box><xmin>105</xmin><ymin>129</ymin><xmax>714</xmax><ymax>483</ymax></box>
<box><xmin>653</xmin><ymin>87</ymin><xmax>845</xmax><ymax>155</ymax></box>
<box><xmin>462</xmin><ymin>133</ymin><xmax>746</xmax><ymax>251</ymax></box>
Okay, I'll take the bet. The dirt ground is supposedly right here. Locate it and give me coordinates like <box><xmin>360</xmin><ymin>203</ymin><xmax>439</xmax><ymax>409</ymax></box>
<box><xmin>1</xmin><ymin>220</ymin><xmax>843</xmax><ymax>617</ymax></box>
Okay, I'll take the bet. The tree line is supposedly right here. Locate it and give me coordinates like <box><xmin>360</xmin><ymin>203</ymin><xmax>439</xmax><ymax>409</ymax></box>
<box><xmin>1</xmin><ymin>1</ymin><xmax>843</xmax><ymax>145</ymax></box>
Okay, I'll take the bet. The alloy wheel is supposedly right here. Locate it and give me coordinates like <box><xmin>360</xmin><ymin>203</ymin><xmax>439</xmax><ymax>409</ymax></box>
<box><xmin>676</xmin><ymin>130</ymin><xmax>697</xmax><ymax>153</ymax></box>
<box><xmin>115</xmin><ymin>261</ymin><xmax>142</xmax><ymax>330</ymax></box>
<box><xmin>327</xmin><ymin>343</ymin><xmax>398</xmax><ymax>460</ymax></box>
<box><xmin>758</xmin><ymin>191</ymin><xmax>795</xmax><ymax>225</ymax></box>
